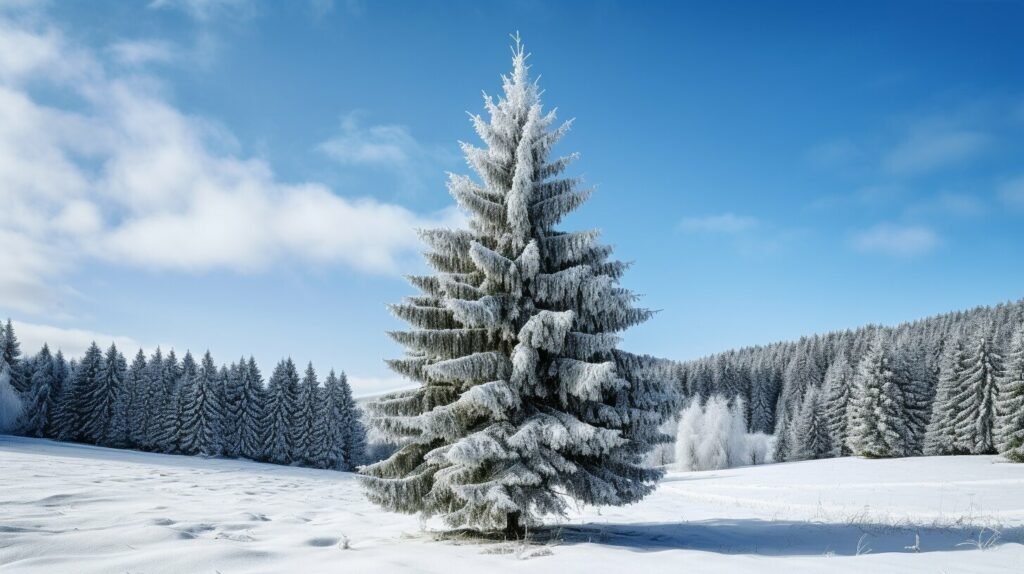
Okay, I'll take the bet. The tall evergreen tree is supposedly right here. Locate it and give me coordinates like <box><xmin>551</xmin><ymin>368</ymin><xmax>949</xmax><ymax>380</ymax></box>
<box><xmin>361</xmin><ymin>39</ymin><xmax>675</xmax><ymax>533</ymax></box>
<box><xmin>0</xmin><ymin>319</ymin><xmax>25</xmax><ymax>394</ymax></box>
<box><xmin>21</xmin><ymin>345</ymin><xmax>55</xmax><ymax>437</ymax></box>
<box><xmin>314</xmin><ymin>370</ymin><xmax>344</xmax><ymax>470</ymax></box>
<box><xmin>153</xmin><ymin>350</ymin><xmax>183</xmax><ymax>453</ymax></box>
<box><xmin>125</xmin><ymin>350</ymin><xmax>149</xmax><ymax>448</ymax></box>
<box><xmin>791</xmin><ymin>385</ymin><xmax>831</xmax><ymax>460</ymax></box>
<box><xmin>179</xmin><ymin>351</ymin><xmax>223</xmax><ymax>456</ymax></box>
<box><xmin>63</xmin><ymin>343</ymin><xmax>105</xmax><ymax>443</ymax></box>
<box><xmin>44</xmin><ymin>350</ymin><xmax>69</xmax><ymax>438</ymax></box>
<box><xmin>996</xmin><ymin>326</ymin><xmax>1024</xmax><ymax>462</ymax></box>
<box><xmin>100</xmin><ymin>346</ymin><xmax>129</xmax><ymax>448</ymax></box>
<box><xmin>951</xmin><ymin>330</ymin><xmax>1003</xmax><ymax>454</ymax></box>
<box><xmin>924</xmin><ymin>338</ymin><xmax>968</xmax><ymax>455</ymax></box>
<box><xmin>338</xmin><ymin>371</ymin><xmax>365</xmax><ymax>469</ymax></box>
<box><xmin>238</xmin><ymin>357</ymin><xmax>266</xmax><ymax>461</ymax></box>
<box><xmin>846</xmin><ymin>336</ymin><xmax>909</xmax><ymax>458</ymax></box>
<box><xmin>220</xmin><ymin>362</ymin><xmax>245</xmax><ymax>459</ymax></box>
<box><xmin>822</xmin><ymin>353</ymin><xmax>854</xmax><ymax>456</ymax></box>
<box><xmin>293</xmin><ymin>363</ymin><xmax>319</xmax><ymax>465</ymax></box>
<box><xmin>895</xmin><ymin>335</ymin><xmax>933</xmax><ymax>455</ymax></box>
<box><xmin>264</xmin><ymin>358</ymin><xmax>299</xmax><ymax>465</ymax></box>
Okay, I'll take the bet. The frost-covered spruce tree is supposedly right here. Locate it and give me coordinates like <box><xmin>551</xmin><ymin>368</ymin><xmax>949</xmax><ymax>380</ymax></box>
<box><xmin>220</xmin><ymin>361</ymin><xmax>245</xmax><ymax>459</ymax></box>
<box><xmin>1</xmin><ymin>319</ymin><xmax>25</xmax><ymax>394</ymax></box>
<box><xmin>792</xmin><ymin>385</ymin><xmax>831</xmax><ymax>460</ymax></box>
<box><xmin>293</xmin><ymin>363</ymin><xmax>319</xmax><ymax>466</ymax></box>
<box><xmin>239</xmin><ymin>357</ymin><xmax>266</xmax><ymax>461</ymax></box>
<box><xmin>952</xmin><ymin>330</ymin><xmax>1002</xmax><ymax>454</ymax></box>
<box><xmin>924</xmin><ymin>337</ymin><xmax>967</xmax><ymax>455</ymax></box>
<box><xmin>361</xmin><ymin>38</ymin><xmax>675</xmax><ymax>533</ymax></box>
<box><xmin>339</xmin><ymin>372</ymin><xmax>366</xmax><ymax>469</ymax></box>
<box><xmin>822</xmin><ymin>353</ymin><xmax>854</xmax><ymax>456</ymax></box>
<box><xmin>179</xmin><ymin>352</ymin><xmax>223</xmax><ymax>456</ymax></box>
<box><xmin>315</xmin><ymin>370</ymin><xmax>346</xmax><ymax>470</ymax></box>
<box><xmin>21</xmin><ymin>345</ymin><xmax>55</xmax><ymax>437</ymax></box>
<box><xmin>0</xmin><ymin>364</ymin><xmax>23</xmax><ymax>434</ymax></box>
<box><xmin>895</xmin><ymin>335</ymin><xmax>932</xmax><ymax>455</ymax></box>
<box><xmin>101</xmin><ymin>346</ymin><xmax>129</xmax><ymax>448</ymax></box>
<box><xmin>124</xmin><ymin>350</ymin><xmax>148</xmax><ymax>448</ymax></box>
<box><xmin>264</xmin><ymin>358</ymin><xmax>299</xmax><ymax>465</ymax></box>
<box><xmin>44</xmin><ymin>350</ymin><xmax>69</xmax><ymax>439</ymax></box>
<box><xmin>846</xmin><ymin>335</ymin><xmax>908</xmax><ymax>458</ymax></box>
<box><xmin>996</xmin><ymin>326</ymin><xmax>1024</xmax><ymax>461</ymax></box>
<box><xmin>64</xmin><ymin>342</ymin><xmax>108</xmax><ymax>444</ymax></box>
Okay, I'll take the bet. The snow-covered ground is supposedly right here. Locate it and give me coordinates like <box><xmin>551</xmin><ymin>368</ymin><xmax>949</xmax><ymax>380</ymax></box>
<box><xmin>1</xmin><ymin>436</ymin><xmax>1022</xmax><ymax>573</ymax></box>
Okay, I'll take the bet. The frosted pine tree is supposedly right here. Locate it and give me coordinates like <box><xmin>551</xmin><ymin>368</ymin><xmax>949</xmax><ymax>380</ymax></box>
<box><xmin>952</xmin><ymin>329</ymin><xmax>1002</xmax><ymax>454</ymax></box>
<box><xmin>293</xmin><ymin>363</ymin><xmax>319</xmax><ymax>466</ymax></box>
<box><xmin>895</xmin><ymin>334</ymin><xmax>933</xmax><ymax>455</ymax></box>
<box><xmin>220</xmin><ymin>361</ymin><xmax>245</xmax><ymax>459</ymax></box>
<box><xmin>264</xmin><ymin>358</ymin><xmax>299</xmax><ymax>465</ymax></box>
<box><xmin>179</xmin><ymin>351</ymin><xmax>224</xmax><ymax>456</ymax></box>
<box><xmin>339</xmin><ymin>372</ymin><xmax>366</xmax><ymax>469</ymax></box>
<box><xmin>44</xmin><ymin>351</ymin><xmax>69</xmax><ymax>438</ymax></box>
<box><xmin>924</xmin><ymin>337</ymin><xmax>967</xmax><ymax>455</ymax></box>
<box><xmin>822</xmin><ymin>353</ymin><xmax>854</xmax><ymax>456</ymax></box>
<box><xmin>846</xmin><ymin>335</ymin><xmax>908</xmax><ymax>458</ymax></box>
<box><xmin>21</xmin><ymin>345</ymin><xmax>55</xmax><ymax>437</ymax></box>
<box><xmin>996</xmin><ymin>326</ymin><xmax>1024</xmax><ymax>461</ymax></box>
<box><xmin>792</xmin><ymin>385</ymin><xmax>831</xmax><ymax>460</ymax></box>
<box><xmin>64</xmin><ymin>343</ymin><xmax>107</xmax><ymax>443</ymax></box>
<box><xmin>1</xmin><ymin>318</ymin><xmax>25</xmax><ymax>394</ymax></box>
<box><xmin>125</xmin><ymin>350</ymin><xmax>149</xmax><ymax>448</ymax></box>
<box><xmin>361</xmin><ymin>38</ymin><xmax>675</xmax><ymax>533</ymax></box>
<box><xmin>239</xmin><ymin>357</ymin><xmax>266</xmax><ymax>461</ymax></box>
<box><xmin>101</xmin><ymin>346</ymin><xmax>129</xmax><ymax>448</ymax></box>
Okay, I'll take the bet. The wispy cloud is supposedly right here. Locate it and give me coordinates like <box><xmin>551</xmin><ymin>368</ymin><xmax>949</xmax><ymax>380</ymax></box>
<box><xmin>319</xmin><ymin>112</ymin><xmax>456</xmax><ymax>193</ymax></box>
<box><xmin>998</xmin><ymin>176</ymin><xmax>1024</xmax><ymax>209</ymax></box>
<box><xmin>907</xmin><ymin>191</ymin><xmax>987</xmax><ymax>218</ymax></box>
<box><xmin>13</xmin><ymin>320</ymin><xmax>144</xmax><ymax>359</ymax></box>
<box><xmin>883</xmin><ymin>123</ymin><xmax>989</xmax><ymax>177</ymax></box>
<box><xmin>148</xmin><ymin>0</ymin><xmax>256</xmax><ymax>22</ymax></box>
<box><xmin>851</xmin><ymin>223</ymin><xmax>940</xmax><ymax>257</ymax></box>
<box><xmin>678</xmin><ymin>213</ymin><xmax>758</xmax><ymax>234</ymax></box>
<box><xmin>108</xmin><ymin>39</ymin><xmax>176</xmax><ymax>67</ymax></box>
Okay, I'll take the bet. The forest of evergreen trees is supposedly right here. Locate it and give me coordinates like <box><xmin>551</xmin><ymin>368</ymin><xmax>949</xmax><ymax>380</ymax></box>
<box><xmin>675</xmin><ymin>299</ymin><xmax>1024</xmax><ymax>464</ymax></box>
<box><xmin>0</xmin><ymin>319</ymin><xmax>367</xmax><ymax>471</ymax></box>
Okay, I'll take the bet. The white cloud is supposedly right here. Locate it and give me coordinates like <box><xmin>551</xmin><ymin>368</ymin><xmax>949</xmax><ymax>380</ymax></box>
<box><xmin>0</xmin><ymin>13</ymin><xmax>461</xmax><ymax>314</ymax></box>
<box><xmin>907</xmin><ymin>192</ymin><xmax>986</xmax><ymax>218</ymax></box>
<box><xmin>108</xmin><ymin>39</ymin><xmax>176</xmax><ymax>67</ymax></box>
<box><xmin>998</xmin><ymin>176</ymin><xmax>1024</xmax><ymax>209</ymax></box>
<box><xmin>148</xmin><ymin>0</ymin><xmax>255</xmax><ymax>22</ymax></box>
<box><xmin>13</xmin><ymin>320</ymin><xmax>143</xmax><ymax>359</ymax></box>
<box><xmin>883</xmin><ymin>127</ymin><xmax>988</xmax><ymax>176</ymax></box>
<box><xmin>678</xmin><ymin>213</ymin><xmax>758</xmax><ymax>234</ymax></box>
<box><xmin>851</xmin><ymin>223</ymin><xmax>940</xmax><ymax>257</ymax></box>
<box><xmin>318</xmin><ymin>112</ymin><xmax>455</xmax><ymax>192</ymax></box>
<box><xmin>349</xmin><ymin>376</ymin><xmax>416</xmax><ymax>399</ymax></box>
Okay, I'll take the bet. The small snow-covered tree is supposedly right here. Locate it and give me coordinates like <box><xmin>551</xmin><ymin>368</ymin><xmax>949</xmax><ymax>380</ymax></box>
<box><xmin>238</xmin><ymin>357</ymin><xmax>266</xmax><ymax>461</ymax></box>
<box><xmin>361</xmin><ymin>38</ymin><xmax>675</xmax><ymax>533</ymax></box>
<box><xmin>263</xmin><ymin>358</ymin><xmax>299</xmax><ymax>465</ymax></box>
<box><xmin>924</xmin><ymin>337</ymin><xmax>967</xmax><ymax>455</ymax></box>
<box><xmin>338</xmin><ymin>372</ymin><xmax>366</xmax><ymax>469</ymax></box>
<box><xmin>952</xmin><ymin>330</ymin><xmax>1002</xmax><ymax>454</ymax></box>
<box><xmin>792</xmin><ymin>385</ymin><xmax>831</xmax><ymax>460</ymax></box>
<box><xmin>178</xmin><ymin>351</ymin><xmax>223</xmax><ymax>457</ymax></box>
<box><xmin>846</xmin><ymin>335</ymin><xmax>908</xmax><ymax>458</ymax></box>
<box><xmin>21</xmin><ymin>345</ymin><xmax>55</xmax><ymax>437</ymax></box>
<box><xmin>674</xmin><ymin>396</ymin><xmax>766</xmax><ymax>470</ymax></box>
<box><xmin>0</xmin><ymin>319</ymin><xmax>25</xmax><ymax>394</ymax></box>
<box><xmin>0</xmin><ymin>364</ymin><xmax>23</xmax><ymax>434</ymax></box>
<box><xmin>822</xmin><ymin>353</ymin><xmax>854</xmax><ymax>456</ymax></box>
<box><xmin>996</xmin><ymin>327</ymin><xmax>1024</xmax><ymax>462</ymax></box>
<box><xmin>772</xmin><ymin>401</ymin><xmax>794</xmax><ymax>462</ymax></box>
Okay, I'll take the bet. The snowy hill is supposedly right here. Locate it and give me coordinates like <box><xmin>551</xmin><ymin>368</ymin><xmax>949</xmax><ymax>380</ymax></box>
<box><xmin>1</xmin><ymin>436</ymin><xmax>1022</xmax><ymax>573</ymax></box>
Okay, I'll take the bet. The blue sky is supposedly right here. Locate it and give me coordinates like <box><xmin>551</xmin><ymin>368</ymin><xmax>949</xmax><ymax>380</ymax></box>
<box><xmin>2</xmin><ymin>0</ymin><xmax>1023</xmax><ymax>394</ymax></box>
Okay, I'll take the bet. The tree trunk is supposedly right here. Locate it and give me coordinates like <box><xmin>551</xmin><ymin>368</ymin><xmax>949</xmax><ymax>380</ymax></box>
<box><xmin>504</xmin><ymin>511</ymin><xmax>523</xmax><ymax>539</ymax></box>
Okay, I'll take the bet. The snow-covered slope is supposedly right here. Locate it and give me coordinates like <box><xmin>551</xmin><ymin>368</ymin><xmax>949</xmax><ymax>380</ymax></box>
<box><xmin>1</xmin><ymin>436</ymin><xmax>1022</xmax><ymax>573</ymax></box>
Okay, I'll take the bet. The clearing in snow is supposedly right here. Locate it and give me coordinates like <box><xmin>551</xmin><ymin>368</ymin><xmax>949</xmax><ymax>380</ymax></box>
<box><xmin>1</xmin><ymin>436</ymin><xmax>1022</xmax><ymax>573</ymax></box>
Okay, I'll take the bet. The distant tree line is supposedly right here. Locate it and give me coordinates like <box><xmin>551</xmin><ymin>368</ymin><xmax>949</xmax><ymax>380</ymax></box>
<box><xmin>0</xmin><ymin>319</ymin><xmax>367</xmax><ymax>470</ymax></box>
<box><xmin>674</xmin><ymin>299</ymin><xmax>1024</xmax><ymax>463</ymax></box>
